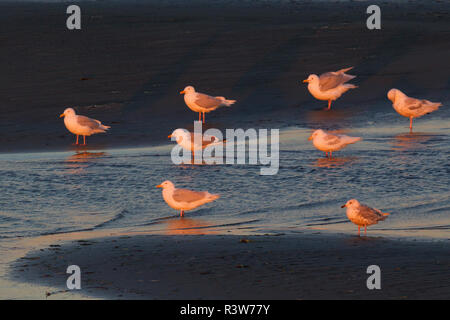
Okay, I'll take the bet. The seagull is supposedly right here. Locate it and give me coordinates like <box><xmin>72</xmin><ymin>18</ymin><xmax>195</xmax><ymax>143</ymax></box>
<box><xmin>308</xmin><ymin>129</ymin><xmax>361</xmax><ymax>158</ymax></box>
<box><xmin>180</xmin><ymin>86</ymin><xmax>236</xmax><ymax>123</ymax></box>
<box><xmin>156</xmin><ymin>180</ymin><xmax>220</xmax><ymax>217</ymax></box>
<box><xmin>387</xmin><ymin>89</ymin><xmax>443</xmax><ymax>132</ymax></box>
<box><xmin>168</xmin><ymin>128</ymin><xmax>226</xmax><ymax>159</ymax></box>
<box><xmin>303</xmin><ymin>67</ymin><xmax>357</xmax><ymax>110</ymax></box>
<box><xmin>341</xmin><ymin>199</ymin><xmax>390</xmax><ymax>236</ymax></box>
<box><xmin>60</xmin><ymin>108</ymin><xmax>110</xmax><ymax>145</ymax></box>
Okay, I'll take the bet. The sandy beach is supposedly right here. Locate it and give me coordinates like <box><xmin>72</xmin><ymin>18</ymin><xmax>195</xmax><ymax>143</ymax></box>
<box><xmin>8</xmin><ymin>232</ymin><xmax>449</xmax><ymax>300</ymax></box>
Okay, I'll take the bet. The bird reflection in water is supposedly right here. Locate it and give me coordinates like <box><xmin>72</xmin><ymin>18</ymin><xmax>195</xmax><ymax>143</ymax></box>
<box><xmin>392</xmin><ymin>132</ymin><xmax>433</xmax><ymax>152</ymax></box>
<box><xmin>305</xmin><ymin>108</ymin><xmax>349</xmax><ymax>127</ymax></box>
<box><xmin>314</xmin><ymin>156</ymin><xmax>357</xmax><ymax>168</ymax></box>
<box><xmin>65</xmin><ymin>151</ymin><xmax>106</xmax><ymax>174</ymax></box>
<box><xmin>164</xmin><ymin>217</ymin><xmax>216</xmax><ymax>235</ymax></box>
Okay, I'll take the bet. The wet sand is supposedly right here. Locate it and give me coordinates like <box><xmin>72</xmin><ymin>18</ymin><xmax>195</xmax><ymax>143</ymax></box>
<box><xmin>10</xmin><ymin>233</ymin><xmax>450</xmax><ymax>299</ymax></box>
<box><xmin>0</xmin><ymin>0</ymin><xmax>449</xmax><ymax>152</ymax></box>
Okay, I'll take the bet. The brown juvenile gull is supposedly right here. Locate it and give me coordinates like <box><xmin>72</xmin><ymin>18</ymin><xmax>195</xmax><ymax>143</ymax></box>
<box><xmin>60</xmin><ymin>108</ymin><xmax>110</xmax><ymax>145</ymax></box>
<box><xmin>180</xmin><ymin>86</ymin><xmax>236</xmax><ymax>123</ymax></box>
<box><xmin>341</xmin><ymin>199</ymin><xmax>390</xmax><ymax>236</ymax></box>
<box><xmin>303</xmin><ymin>67</ymin><xmax>357</xmax><ymax>110</ymax></box>
<box><xmin>387</xmin><ymin>88</ymin><xmax>443</xmax><ymax>132</ymax></box>
<box><xmin>156</xmin><ymin>180</ymin><xmax>220</xmax><ymax>217</ymax></box>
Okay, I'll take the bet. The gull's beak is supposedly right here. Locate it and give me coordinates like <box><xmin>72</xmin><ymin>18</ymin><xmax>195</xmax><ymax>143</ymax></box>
<box><xmin>308</xmin><ymin>135</ymin><xmax>313</xmax><ymax>141</ymax></box>
<box><xmin>59</xmin><ymin>113</ymin><xmax>65</xmax><ymax>118</ymax></box>
<box><xmin>303</xmin><ymin>79</ymin><xmax>309</xmax><ymax>83</ymax></box>
<box><xmin>156</xmin><ymin>184</ymin><xmax>162</xmax><ymax>188</ymax></box>
<box><xmin>341</xmin><ymin>204</ymin><xmax>347</xmax><ymax>208</ymax></box>
<box><xmin>180</xmin><ymin>90</ymin><xmax>185</xmax><ymax>94</ymax></box>
<box><xmin>168</xmin><ymin>134</ymin><xmax>172</xmax><ymax>138</ymax></box>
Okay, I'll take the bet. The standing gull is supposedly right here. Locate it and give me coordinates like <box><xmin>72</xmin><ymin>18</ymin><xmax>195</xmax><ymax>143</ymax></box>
<box><xmin>308</xmin><ymin>129</ymin><xmax>361</xmax><ymax>158</ymax></box>
<box><xmin>169</xmin><ymin>128</ymin><xmax>225</xmax><ymax>160</ymax></box>
<box><xmin>156</xmin><ymin>180</ymin><xmax>220</xmax><ymax>217</ymax></box>
<box><xmin>303</xmin><ymin>67</ymin><xmax>357</xmax><ymax>110</ymax></box>
<box><xmin>341</xmin><ymin>199</ymin><xmax>390</xmax><ymax>236</ymax></box>
<box><xmin>180</xmin><ymin>86</ymin><xmax>236</xmax><ymax>123</ymax></box>
<box><xmin>60</xmin><ymin>108</ymin><xmax>110</xmax><ymax>145</ymax></box>
<box><xmin>387</xmin><ymin>89</ymin><xmax>443</xmax><ymax>132</ymax></box>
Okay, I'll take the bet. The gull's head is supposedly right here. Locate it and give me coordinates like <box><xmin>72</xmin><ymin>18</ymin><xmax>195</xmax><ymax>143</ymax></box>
<box><xmin>303</xmin><ymin>74</ymin><xmax>318</xmax><ymax>84</ymax></box>
<box><xmin>156</xmin><ymin>180</ymin><xmax>174</xmax><ymax>189</ymax></box>
<box><xmin>387</xmin><ymin>88</ymin><xmax>399</xmax><ymax>102</ymax></box>
<box><xmin>168</xmin><ymin>128</ymin><xmax>189</xmax><ymax>142</ymax></box>
<box><xmin>180</xmin><ymin>86</ymin><xmax>195</xmax><ymax>95</ymax></box>
<box><xmin>308</xmin><ymin>129</ymin><xmax>325</xmax><ymax>141</ymax></box>
<box><xmin>341</xmin><ymin>199</ymin><xmax>360</xmax><ymax>208</ymax></box>
<box><xmin>60</xmin><ymin>108</ymin><xmax>76</xmax><ymax>118</ymax></box>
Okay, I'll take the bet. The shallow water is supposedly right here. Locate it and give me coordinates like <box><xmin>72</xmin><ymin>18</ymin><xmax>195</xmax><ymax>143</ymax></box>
<box><xmin>1</xmin><ymin>101</ymin><xmax>449</xmax><ymax>299</ymax></box>
<box><xmin>1</xmin><ymin>108</ymin><xmax>449</xmax><ymax>242</ymax></box>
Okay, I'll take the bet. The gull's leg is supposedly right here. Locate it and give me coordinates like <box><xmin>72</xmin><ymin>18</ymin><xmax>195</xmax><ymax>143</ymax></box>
<box><xmin>199</xmin><ymin>112</ymin><xmax>201</xmax><ymax>122</ymax></box>
<box><xmin>180</xmin><ymin>210</ymin><xmax>184</xmax><ymax>217</ymax></box>
<box><xmin>329</xmin><ymin>151</ymin><xmax>333</xmax><ymax>159</ymax></box>
<box><xmin>327</xmin><ymin>100</ymin><xmax>332</xmax><ymax>110</ymax></box>
<box><xmin>364</xmin><ymin>226</ymin><xmax>367</xmax><ymax>235</ymax></box>
<box><xmin>203</xmin><ymin>112</ymin><xmax>205</xmax><ymax>124</ymax></box>
<box><xmin>83</xmin><ymin>136</ymin><xmax>86</xmax><ymax>145</ymax></box>
<box><xmin>75</xmin><ymin>135</ymin><xmax>79</xmax><ymax>145</ymax></box>
<box><xmin>325</xmin><ymin>152</ymin><xmax>328</xmax><ymax>158</ymax></box>
<box><xmin>358</xmin><ymin>226</ymin><xmax>360</xmax><ymax>236</ymax></box>
<box><xmin>409</xmin><ymin>117</ymin><xmax>413</xmax><ymax>132</ymax></box>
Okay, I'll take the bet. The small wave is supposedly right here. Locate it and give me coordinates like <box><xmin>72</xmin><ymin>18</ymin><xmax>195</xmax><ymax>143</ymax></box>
<box><xmin>94</xmin><ymin>210</ymin><xmax>128</xmax><ymax>228</ymax></box>
<box><xmin>236</xmin><ymin>200</ymin><xmax>336</xmax><ymax>216</ymax></box>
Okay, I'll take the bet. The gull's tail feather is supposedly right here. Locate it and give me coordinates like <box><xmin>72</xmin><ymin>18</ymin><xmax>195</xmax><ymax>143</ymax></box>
<box><xmin>205</xmin><ymin>193</ymin><xmax>220</xmax><ymax>203</ymax></box>
<box><xmin>425</xmin><ymin>101</ymin><xmax>442</xmax><ymax>112</ymax></box>
<box><xmin>343</xmin><ymin>136</ymin><xmax>362</xmax><ymax>145</ymax></box>
<box><xmin>378</xmin><ymin>212</ymin><xmax>390</xmax><ymax>221</ymax></box>
<box><xmin>349</xmin><ymin>136</ymin><xmax>362</xmax><ymax>144</ymax></box>
<box><xmin>338</xmin><ymin>66</ymin><xmax>354</xmax><ymax>74</ymax></box>
<box><xmin>216</xmin><ymin>97</ymin><xmax>236</xmax><ymax>107</ymax></box>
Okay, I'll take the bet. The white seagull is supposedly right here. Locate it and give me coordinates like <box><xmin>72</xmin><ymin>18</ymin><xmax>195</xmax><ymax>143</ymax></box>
<box><xmin>180</xmin><ymin>86</ymin><xmax>236</xmax><ymax>123</ymax></box>
<box><xmin>308</xmin><ymin>129</ymin><xmax>361</xmax><ymax>158</ymax></box>
<box><xmin>341</xmin><ymin>199</ymin><xmax>390</xmax><ymax>236</ymax></box>
<box><xmin>387</xmin><ymin>89</ymin><xmax>443</xmax><ymax>132</ymax></box>
<box><xmin>303</xmin><ymin>67</ymin><xmax>357</xmax><ymax>110</ymax></box>
<box><xmin>156</xmin><ymin>180</ymin><xmax>220</xmax><ymax>217</ymax></box>
<box><xmin>168</xmin><ymin>128</ymin><xmax>225</xmax><ymax>158</ymax></box>
<box><xmin>60</xmin><ymin>108</ymin><xmax>110</xmax><ymax>145</ymax></box>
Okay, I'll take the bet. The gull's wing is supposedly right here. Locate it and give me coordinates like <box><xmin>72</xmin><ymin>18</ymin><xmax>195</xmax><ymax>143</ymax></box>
<box><xmin>172</xmin><ymin>189</ymin><xmax>208</xmax><ymax>203</ymax></box>
<box><xmin>319</xmin><ymin>71</ymin><xmax>355</xmax><ymax>91</ymax></box>
<box><xmin>195</xmin><ymin>93</ymin><xmax>223</xmax><ymax>109</ymax></box>
<box><xmin>76</xmin><ymin>115</ymin><xmax>102</xmax><ymax>129</ymax></box>
<box><xmin>358</xmin><ymin>204</ymin><xmax>385</xmax><ymax>222</ymax></box>
<box><xmin>404</xmin><ymin>97</ymin><xmax>430</xmax><ymax>111</ymax></box>
<box><xmin>323</xmin><ymin>133</ymin><xmax>341</xmax><ymax>145</ymax></box>
<box><xmin>188</xmin><ymin>133</ymin><xmax>221</xmax><ymax>148</ymax></box>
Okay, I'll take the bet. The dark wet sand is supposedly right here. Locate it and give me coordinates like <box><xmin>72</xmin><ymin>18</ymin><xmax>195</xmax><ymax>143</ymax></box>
<box><xmin>0</xmin><ymin>1</ymin><xmax>449</xmax><ymax>152</ymax></box>
<box><xmin>11</xmin><ymin>233</ymin><xmax>450</xmax><ymax>299</ymax></box>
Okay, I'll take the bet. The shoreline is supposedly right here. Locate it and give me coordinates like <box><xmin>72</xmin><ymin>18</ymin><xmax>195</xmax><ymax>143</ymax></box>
<box><xmin>7</xmin><ymin>230</ymin><xmax>450</xmax><ymax>299</ymax></box>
